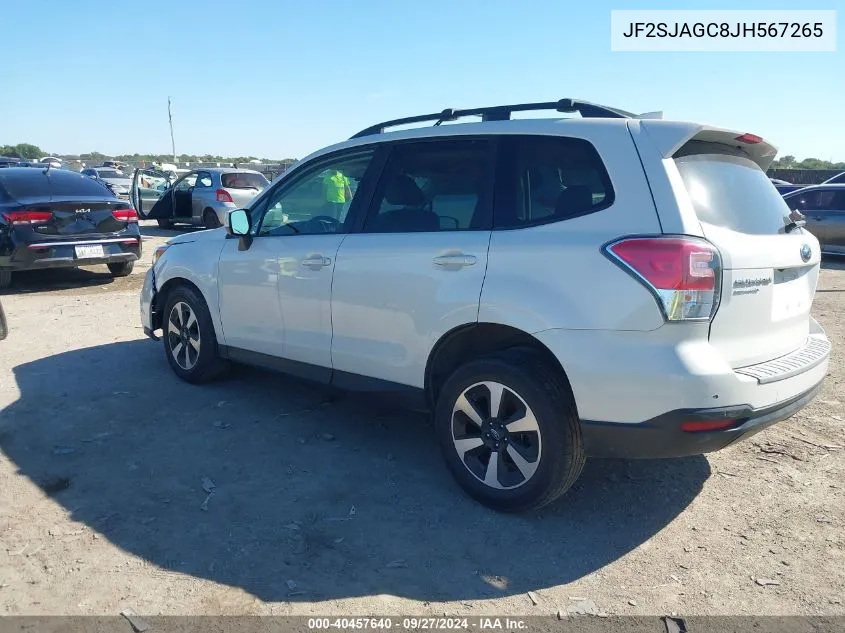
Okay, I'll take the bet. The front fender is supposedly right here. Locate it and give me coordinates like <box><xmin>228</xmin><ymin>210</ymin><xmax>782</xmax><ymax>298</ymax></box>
<box><xmin>154</xmin><ymin>238</ymin><xmax>227</xmax><ymax>344</ymax></box>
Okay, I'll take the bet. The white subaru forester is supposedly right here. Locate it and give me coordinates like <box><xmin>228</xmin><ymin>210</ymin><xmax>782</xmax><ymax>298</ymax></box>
<box><xmin>140</xmin><ymin>99</ymin><xmax>830</xmax><ymax>512</ymax></box>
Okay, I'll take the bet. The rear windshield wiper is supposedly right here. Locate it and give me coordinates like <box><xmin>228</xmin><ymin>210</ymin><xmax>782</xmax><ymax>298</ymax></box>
<box><xmin>784</xmin><ymin>218</ymin><xmax>806</xmax><ymax>233</ymax></box>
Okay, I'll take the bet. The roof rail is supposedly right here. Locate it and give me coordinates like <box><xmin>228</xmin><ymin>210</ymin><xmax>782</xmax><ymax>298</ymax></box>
<box><xmin>350</xmin><ymin>98</ymin><xmax>641</xmax><ymax>139</ymax></box>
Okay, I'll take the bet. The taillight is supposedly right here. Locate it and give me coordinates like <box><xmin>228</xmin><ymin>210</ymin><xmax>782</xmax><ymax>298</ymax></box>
<box><xmin>216</xmin><ymin>188</ymin><xmax>234</xmax><ymax>203</ymax></box>
<box><xmin>2</xmin><ymin>210</ymin><xmax>53</xmax><ymax>225</ymax></box>
<box><xmin>112</xmin><ymin>208</ymin><xmax>138</xmax><ymax>223</ymax></box>
<box><xmin>604</xmin><ymin>236</ymin><xmax>721</xmax><ymax>322</ymax></box>
<box><xmin>735</xmin><ymin>133</ymin><xmax>763</xmax><ymax>145</ymax></box>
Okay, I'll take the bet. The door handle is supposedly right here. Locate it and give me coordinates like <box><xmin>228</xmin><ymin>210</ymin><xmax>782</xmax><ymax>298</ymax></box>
<box><xmin>432</xmin><ymin>254</ymin><xmax>477</xmax><ymax>268</ymax></box>
<box><xmin>301</xmin><ymin>255</ymin><xmax>332</xmax><ymax>269</ymax></box>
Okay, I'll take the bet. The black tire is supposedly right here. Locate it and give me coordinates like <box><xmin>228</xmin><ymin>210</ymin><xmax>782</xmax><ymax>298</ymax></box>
<box><xmin>107</xmin><ymin>261</ymin><xmax>134</xmax><ymax>277</ymax></box>
<box><xmin>161</xmin><ymin>285</ymin><xmax>229</xmax><ymax>384</ymax></box>
<box><xmin>157</xmin><ymin>218</ymin><xmax>173</xmax><ymax>229</ymax></box>
<box><xmin>434</xmin><ymin>347</ymin><xmax>585</xmax><ymax>512</ymax></box>
<box><xmin>203</xmin><ymin>208</ymin><xmax>221</xmax><ymax>229</ymax></box>
<box><xmin>0</xmin><ymin>269</ymin><xmax>11</xmax><ymax>289</ymax></box>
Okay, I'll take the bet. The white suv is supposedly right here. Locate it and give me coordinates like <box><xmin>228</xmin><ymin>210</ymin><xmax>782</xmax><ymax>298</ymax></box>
<box><xmin>140</xmin><ymin>99</ymin><xmax>831</xmax><ymax>512</ymax></box>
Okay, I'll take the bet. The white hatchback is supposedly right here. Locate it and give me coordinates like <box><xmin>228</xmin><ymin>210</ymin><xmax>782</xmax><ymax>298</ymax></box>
<box><xmin>140</xmin><ymin>99</ymin><xmax>830</xmax><ymax>512</ymax></box>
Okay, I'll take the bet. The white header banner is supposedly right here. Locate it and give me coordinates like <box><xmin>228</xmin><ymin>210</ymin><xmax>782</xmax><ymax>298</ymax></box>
<box><xmin>611</xmin><ymin>10</ymin><xmax>837</xmax><ymax>52</ymax></box>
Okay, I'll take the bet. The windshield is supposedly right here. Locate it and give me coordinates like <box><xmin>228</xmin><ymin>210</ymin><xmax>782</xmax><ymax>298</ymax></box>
<box><xmin>674</xmin><ymin>142</ymin><xmax>791</xmax><ymax>235</ymax></box>
<box><xmin>222</xmin><ymin>172</ymin><xmax>268</xmax><ymax>190</ymax></box>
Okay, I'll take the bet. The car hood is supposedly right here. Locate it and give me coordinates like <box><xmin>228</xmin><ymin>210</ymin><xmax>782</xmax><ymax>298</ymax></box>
<box><xmin>168</xmin><ymin>227</ymin><xmax>227</xmax><ymax>246</ymax></box>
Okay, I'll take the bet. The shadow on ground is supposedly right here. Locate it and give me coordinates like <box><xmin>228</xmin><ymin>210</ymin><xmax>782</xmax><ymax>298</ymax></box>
<box><xmin>0</xmin><ymin>340</ymin><xmax>710</xmax><ymax>603</ymax></box>
<box><xmin>821</xmin><ymin>255</ymin><xmax>845</xmax><ymax>271</ymax></box>
<box><xmin>0</xmin><ymin>267</ymin><xmax>117</xmax><ymax>295</ymax></box>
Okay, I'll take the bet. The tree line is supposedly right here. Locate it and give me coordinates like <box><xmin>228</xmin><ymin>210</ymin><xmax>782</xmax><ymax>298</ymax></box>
<box><xmin>1</xmin><ymin>144</ymin><xmax>294</xmax><ymax>164</ymax></box>
<box><xmin>4</xmin><ymin>142</ymin><xmax>842</xmax><ymax>171</ymax></box>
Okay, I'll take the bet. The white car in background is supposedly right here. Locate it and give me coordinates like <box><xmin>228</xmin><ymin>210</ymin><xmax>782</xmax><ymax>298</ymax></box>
<box><xmin>139</xmin><ymin>98</ymin><xmax>830</xmax><ymax>512</ymax></box>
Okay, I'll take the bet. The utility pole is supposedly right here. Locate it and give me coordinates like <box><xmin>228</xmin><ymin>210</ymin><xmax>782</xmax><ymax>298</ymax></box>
<box><xmin>168</xmin><ymin>96</ymin><xmax>176</xmax><ymax>164</ymax></box>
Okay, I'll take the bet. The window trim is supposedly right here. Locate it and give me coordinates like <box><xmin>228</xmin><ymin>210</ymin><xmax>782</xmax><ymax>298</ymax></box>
<box><xmin>492</xmin><ymin>134</ymin><xmax>616</xmax><ymax>231</ymax></box>
<box><xmin>354</xmin><ymin>135</ymin><xmax>498</xmax><ymax>235</ymax></box>
<box><xmin>247</xmin><ymin>145</ymin><xmax>387</xmax><ymax>238</ymax></box>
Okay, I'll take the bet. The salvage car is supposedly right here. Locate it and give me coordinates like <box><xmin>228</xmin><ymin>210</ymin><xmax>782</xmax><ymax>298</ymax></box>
<box><xmin>131</xmin><ymin>167</ymin><xmax>269</xmax><ymax>229</ymax></box>
<box><xmin>140</xmin><ymin>98</ymin><xmax>830</xmax><ymax>512</ymax></box>
<box><xmin>0</xmin><ymin>167</ymin><xmax>140</xmax><ymax>288</ymax></box>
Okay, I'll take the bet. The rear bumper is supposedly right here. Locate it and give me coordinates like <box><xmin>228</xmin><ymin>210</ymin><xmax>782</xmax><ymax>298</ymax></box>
<box><xmin>581</xmin><ymin>382</ymin><xmax>822</xmax><ymax>459</ymax></box>
<box><xmin>0</xmin><ymin>238</ymin><xmax>141</xmax><ymax>271</ymax></box>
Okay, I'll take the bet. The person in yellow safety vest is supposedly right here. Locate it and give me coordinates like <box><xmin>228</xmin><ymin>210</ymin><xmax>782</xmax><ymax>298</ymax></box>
<box><xmin>322</xmin><ymin>169</ymin><xmax>353</xmax><ymax>219</ymax></box>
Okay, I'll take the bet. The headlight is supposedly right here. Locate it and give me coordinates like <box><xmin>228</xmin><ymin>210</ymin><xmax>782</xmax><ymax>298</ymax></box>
<box><xmin>152</xmin><ymin>245</ymin><xmax>169</xmax><ymax>266</ymax></box>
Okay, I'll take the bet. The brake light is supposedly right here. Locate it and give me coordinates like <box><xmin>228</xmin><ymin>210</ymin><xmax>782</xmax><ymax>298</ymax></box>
<box><xmin>605</xmin><ymin>236</ymin><xmax>721</xmax><ymax>321</ymax></box>
<box><xmin>112</xmin><ymin>208</ymin><xmax>138</xmax><ymax>223</ymax></box>
<box><xmin>2</xmin><ymin>210</ymin><xmax>53</xmax><ymax>225</ymax></box>
<box><xmin>735</xmin><ymin>133</ymin><xmax>763</xmax><ymax>144</ymax></box>
<box><xmin>216</xmin><ymin>188</ymin><xmax>234</xmax><ymax>203</ymax></box>
<box><xmin>681</xmin><ymin>419</ymin><xmax>738</xmax><ymax>433</ymax></box>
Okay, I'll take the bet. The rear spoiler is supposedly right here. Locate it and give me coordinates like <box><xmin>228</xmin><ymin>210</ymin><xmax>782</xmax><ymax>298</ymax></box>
<box><xmin>636</xmin><ymin>120</ymin><xmax>778</xmax><ymax>171</ymax></box>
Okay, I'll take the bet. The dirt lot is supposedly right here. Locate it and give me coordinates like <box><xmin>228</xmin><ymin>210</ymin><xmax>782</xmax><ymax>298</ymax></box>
<box><xmin>0</xmin><ymin>222</ymin><xmax>843</xmax><ymax>617</ymax></box>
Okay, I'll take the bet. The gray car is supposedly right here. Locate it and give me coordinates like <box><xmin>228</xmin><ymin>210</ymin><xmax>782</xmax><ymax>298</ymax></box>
<box><xmin>131</xmin><ymin>167</ymin><xmax>269</xmax><ymax>228</ymax></box>
<box><xmin>784</xmin><ymin>184</ymin><xmax>845</xmax><ymax>255</ymax></box>
<box><xmin>81</xmin><ymin>167</ymin><xmax>132</xmax><ymax>200</ymax></box>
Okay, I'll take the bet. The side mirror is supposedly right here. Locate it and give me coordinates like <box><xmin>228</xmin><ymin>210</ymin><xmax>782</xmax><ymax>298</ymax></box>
<box><xmin>228</xmin><ymin>209</ymin><xmax>253</xmax><ymax>250</ymax></box>
<box><xmin>228</xmin><ymin>209</ymin><xmax>251</xmax><ymax>236</ymax></box>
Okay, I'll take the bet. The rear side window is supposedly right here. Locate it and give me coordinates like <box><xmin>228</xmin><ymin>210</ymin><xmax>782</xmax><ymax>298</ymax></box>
<box><xmin>674</xmin><ymin>141</ymin><xmax>791</xmax><ymax>235</ymax></box>
<box><xmin>0</xmin><ymin>170</ymin><xmax>111</xmax><ymax>199</ymax></box>
<box><xmin>363</xmin><ymin>139</ymin><xmax>492</xmax><ymax>233</ymax></box>
<box><xmin>787</xmin><ymin>189</ymin><xmax>845</xmax><ymax>211</ymax></box>
<box><xmin>495</xmin><ymin>135</ymin><xmax>613</xmax><ymax>229</ymax></box>
<box><xmin>222</xmin><ymin>172</ymin><xmax>269</xmax><ymax>190</ymax></box>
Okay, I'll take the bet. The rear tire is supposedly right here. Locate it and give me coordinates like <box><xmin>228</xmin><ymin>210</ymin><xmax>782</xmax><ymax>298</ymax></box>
<box><xmin>161</xmin><ymin>285</ymin><xmax>229</xmax><ymax>384</ymax></box>
<box><xmin>107</xmin><ymin>261</ymin><xmax>134</xmax><ymax>277</ymax></box>
<box><xmin>157</xmin><ymin>218</ymin><xmax>173</xmax><ymax>229</ymax></box>
<box><xmin>0</xmin><ymin>269</ymin><xmax>11</xmax><ymax>289</ymax></box>
<box><xmin>434</xmin><ymin>347</ymin><xmax>585</xmax><ymax>512</ymax></box>
<box><xmin>203</xmin><ymin>208</ymin><xmax>222</xmax><ymax>229</ymax></box>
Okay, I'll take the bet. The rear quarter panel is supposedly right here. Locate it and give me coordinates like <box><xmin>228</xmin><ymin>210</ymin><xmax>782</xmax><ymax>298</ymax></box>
<box><xmin>479</xmin><ymin>122</ymin><xmax>665</xmax><ymax>333</ymax></box>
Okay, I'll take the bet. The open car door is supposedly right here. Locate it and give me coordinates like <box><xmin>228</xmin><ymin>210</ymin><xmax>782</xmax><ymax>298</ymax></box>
<box><xmin>131</xmin><ymin>169</ymin><xmax>174</xmax><ymax>220</ymax></box>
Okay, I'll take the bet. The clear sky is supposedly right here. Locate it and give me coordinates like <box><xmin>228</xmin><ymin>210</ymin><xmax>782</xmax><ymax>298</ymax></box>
<box><xmin>2</xmin><ymin>0</ymin><xmax>842</xmax><ymax>161</ymax></box>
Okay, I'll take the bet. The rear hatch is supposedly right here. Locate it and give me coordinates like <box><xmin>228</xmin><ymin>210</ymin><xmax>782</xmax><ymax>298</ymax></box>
<box><xmin>221</xmin><ymin>172</ymin><xmax>268</xmax><ymax>207</ymax></box>
<box><xmin>668</xmin><ymin>133</ymin><xmax>820</xmax><ymax>368</ymax></box>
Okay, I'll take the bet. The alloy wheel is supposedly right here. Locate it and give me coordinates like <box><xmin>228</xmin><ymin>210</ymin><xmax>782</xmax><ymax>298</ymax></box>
<box><xmin>167</xmin><ymin>301</ymin><xmax>201</xmax><ymax>370</ymax></box>
<box><xmin>451</xmin><ymin>381</ymin><xmax>542</xmax><ymax>490</ymax></box>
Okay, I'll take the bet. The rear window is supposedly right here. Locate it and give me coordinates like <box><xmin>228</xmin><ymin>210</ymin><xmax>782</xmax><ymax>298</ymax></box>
<box><xmin>0</xmin><ymin>170</ymin><xmax>112</xmax><ymax>199</ymax></box>
<box><xmin>222</xmin><ymin>172</ymin><xmax>268</xmax><ymax>190</ymax></box>
<box><xmin>674</xmin><ymin>141</ymin><xmax>791</xmax><ymax>235</ymax></box>
<box><xmin>95</xmin><ymin>169</ymin><xmax>124</xmax><ymax>179</ymax></box>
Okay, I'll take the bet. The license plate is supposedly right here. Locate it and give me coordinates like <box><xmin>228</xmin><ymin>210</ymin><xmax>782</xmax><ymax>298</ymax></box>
<box><xmin>74</xmin><ymin>244</ymin><xmax>105</xmax><ymax>259</ymax></box>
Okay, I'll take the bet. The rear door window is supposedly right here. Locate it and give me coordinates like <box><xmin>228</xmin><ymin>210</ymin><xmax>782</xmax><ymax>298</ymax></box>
<box><xmin>363</xmin><ymin>139</ymin><xmax>493</xmax><ymax>233</ymax></box>
<box><xmin>222</xmin><ymin>172</ymin><xmax>268</xmax><ymax>189</ymax></box>
<box><xmin>494</xmin><ymin>135</ymin><xmax>614</xmax><ymax>229</ymax></box>
<box><xmin>674</xmin><ymin>141</ymin><xmax>792</xmax><ymax>235</ymax></box>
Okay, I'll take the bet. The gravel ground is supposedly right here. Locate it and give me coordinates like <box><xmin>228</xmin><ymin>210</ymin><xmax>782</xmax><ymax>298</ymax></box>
<box><xmin>0</xmin><ymin>223</ymin><xmax>842</xmax><ymax>617</ymax></box>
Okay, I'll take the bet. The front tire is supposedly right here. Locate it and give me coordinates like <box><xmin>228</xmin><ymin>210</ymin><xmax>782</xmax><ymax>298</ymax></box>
<box><xmin>161</xmin><ymin>285</ymin><xmax>229</xmax><ymax>383</ymax></box>
<box><xmin>107</xmin><ymin>261</ymin><xmax>134</xmax><ymax>277</ymax></box>
<box><xmin>434</xmin><ymin>348</ymin><xmax>585</xmax><ymax>512</ymax></box>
